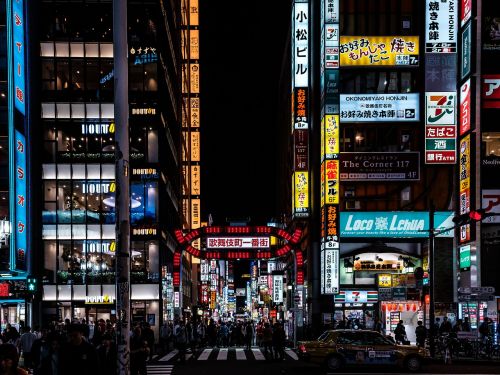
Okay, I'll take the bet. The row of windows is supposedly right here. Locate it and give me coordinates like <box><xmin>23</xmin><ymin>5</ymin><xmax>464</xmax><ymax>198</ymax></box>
<box><xmin>43</xmin><ymin>180</ymin><xmax>159</xmax><ymax>225</ymax></box>
<box><xmin>44</xmin><ymin>239</ymin><xmax>159</xmax><ymax>285</ymax></box>
<box><xmin>341</xmin><ymin>71</ymin><xmax>418</xmax><ymax>94</ymax></box>
<box><xmin>43</xmin><ymin>122</ymin><xmax>159</xmax><ymax>163</ymax></box>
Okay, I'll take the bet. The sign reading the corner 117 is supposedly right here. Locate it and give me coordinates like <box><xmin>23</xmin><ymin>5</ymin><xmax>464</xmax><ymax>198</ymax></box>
<box><xmin>340</xmin><ymin>212</ymin><xmax>453</xmax><ymax>238</ymax></box>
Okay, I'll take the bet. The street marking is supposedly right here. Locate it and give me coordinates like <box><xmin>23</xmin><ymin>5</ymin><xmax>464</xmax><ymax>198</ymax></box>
<box><xmin>251</xmin><ymin>348</ymin><xmax>266</xmax><ymax>360</ymax></box>
<box><xmin>285</xmin><ymin>349</ymin><xmax>299</xmax><ymax>360</ymax></box>
<box><xmin>159</xmin><ymin>349</ymin><xmax>178</xmax><ymax>362</ymax></box>
<box><xmin>217</xmin><ymin>348</ymin><xmax>229</xmax><ymax>360</ymax></box>
<box><xmin>186</xmin><ymin>353</ymin><xmax>193</xmax><ymax>361</ymax></box>
<box><xmin>236</xmin><ymin>348</ymin><xmax>246</xmax><ymax>360</ymax></box>
<box><xmin>147</xmin><ymin>364</ymin><xmax>174</xmax><ymax>374</ymax></box>
<box><xmin>198</xmin><ymin>348</ymin><xmax>212</xmax><ymax>360</ymax></box>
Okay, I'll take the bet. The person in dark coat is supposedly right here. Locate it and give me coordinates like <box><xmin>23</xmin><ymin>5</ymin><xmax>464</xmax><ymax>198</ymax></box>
<box><xmin>272</xmin><ymin>323</ymin><xmax>286</xmax><ymax>360</ymax></box>
<box><xmin>97</xmin><ymin>334</ymin><xmax>116</xmax><ymax>375</ymax></box>
<box><xmin>130</xmin><ymin>326</ymin><xmax>149</xmax><ymax>375</ymax></box>
<box><xmin>59</xmin><ymin>324</ymin><xmax>100</xmax><ymax>375</ymax></box>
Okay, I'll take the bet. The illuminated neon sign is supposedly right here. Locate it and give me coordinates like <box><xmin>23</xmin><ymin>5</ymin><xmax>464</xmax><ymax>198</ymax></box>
<box><xmin>12</xmin><ymin>0</ymin><xmax>25</xmax><ymax>115</ymax></box>
<box><xmin>14</xmin><ymin>130</ymin><xmax>27</xmax><ymax>270</ymax></box>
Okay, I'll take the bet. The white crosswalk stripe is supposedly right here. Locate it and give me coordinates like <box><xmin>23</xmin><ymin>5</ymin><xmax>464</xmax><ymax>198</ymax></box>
<box><xmin>251</xmin><ymin>348</ymin><xmax>266</xmax><ymax>360</ymax></box>
<box><xmin>159</xmin><ymin>349</ymin><xmax>178</xmax><ymax>362</ymax></box>
<box><xmin>217</xmin><ymin>348</ymin><xmax>229</xmax><ymax>360</ymax></box>
<box><xmin>147</xmin><ymin>364</ymin><xmax>174</xmax><ymax>374</ymax></box>
<box><xmin>198</xmin><ymin>348</ymin><xmax>212</xmax><ymax>360</ymax></box>
<box><xmin>235</xmin><ymin>348</ymin><xmax>246</xmax><ymax>360</ymax></box>
<box><xmin>285</xmin><ymin>348</ymin><xmax>299</xmax><ymax>360</ymax></box>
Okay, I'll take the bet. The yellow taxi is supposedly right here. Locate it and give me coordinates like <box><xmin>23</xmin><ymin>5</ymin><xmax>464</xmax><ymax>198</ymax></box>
<box><xmin>297</xmin><ymin>329</ymin><xmax>429</xmax><ymax>372</ymax></box>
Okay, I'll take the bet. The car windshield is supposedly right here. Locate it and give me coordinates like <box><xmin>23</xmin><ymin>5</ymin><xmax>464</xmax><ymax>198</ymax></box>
<box><xmin>317</xmin><ymin>331</ymin><xmax>332</xmax><ymax>342</ymax></box>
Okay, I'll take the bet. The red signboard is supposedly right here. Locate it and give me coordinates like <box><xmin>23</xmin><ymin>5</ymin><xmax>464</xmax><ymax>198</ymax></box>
<box><xmin>425</xmin><ymin>151</ymin><xmax>456</xmax><ymax>163</ymax></box>
<box><xmin>482</xmin><ymin>75</ymin><xmax>500</xmax><ymax>108</ymax></box>
<box><xmin>461</xmin><ymin>0</ymin><xmax>471</xmax><ymax>25</ymax></box>
<box><xmin>426</xmin><ymin>126</ymin><xmax>456</xmax><ymax>138</ymax></box>
<box><xmin>0</xmin><ymin>283</ymin><xmax>9</xmax><ymax>297</ymax></box>
<box><xmin>460</xmin><ymin>80</ymin><xmax>471</xmax><ymax>135</ymax></box>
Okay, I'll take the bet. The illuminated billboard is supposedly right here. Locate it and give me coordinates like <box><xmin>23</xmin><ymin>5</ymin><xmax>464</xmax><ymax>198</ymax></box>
<box><xmin>293</xmin><ymin>171</ymin><xmax>309</xmax><ymax>218</ymax></box>
<box><xmin>340</xmin><ymin>36</ymin><xmax>419</xmax><ymax>66</ymax></box>
<box><xmin>425</xmin><ymin>0</ymin><xmax>457</xmax><ymax>53</ymax></box>
<box><xmin>340</xmin><ymin>94</ymin><xmax>419</xmax><ymax>122</ymax></box>
<box><xmin>460</xmin><ymin>79</ymin><xmax>471</xmax><ymax>135</ymax></box>
<box><xmin>322</xmin><ymin>115</ymin><xmax>339</xmax><ymax>160</ymax></box>
<box><xmin>207</xmin><ymin>237</ymin><xmax>270</xmax><ymax>249</ymax></box>
<box><xmin>294</xmin><ymin>2</ymin><xmax>309</xmax><ymax>87</ymax></box>
<box><xmin>459</xmin><ymin>135</ymin><xmax>471</xmax><ymax>243</ymax></box>
<box><xmin>12</xmin><ymin>0</ymin><xmax>25</xmax><ymax>115</ymax></box>
<box><xmin>14</xmin><ymin>131</ymin><xmax>27</xmax><ymax>270</ymax></box>
<box><xmin>324</xmin><ymin>160</ymin><xmax>339</xmax><ymax>205</ymax></box>
<box><xmin>425</xmin><ymin>92</ymin><xmax>457</xmax><ymax>163</ymax></box>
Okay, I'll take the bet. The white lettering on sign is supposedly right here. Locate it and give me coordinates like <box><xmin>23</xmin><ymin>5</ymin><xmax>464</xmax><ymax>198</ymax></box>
<box><xmin>82</xmin><ymin>182</ymin><xmax>115</xmax><ymax>194</ymax></box>
<box><xmin>81</xmin><ymin>123</ymin><xmax>115</xmax><ymax>135</ymax></box>
<box><xmin>85</xmin><ymin>295</ymin><xmax>115</xmax><ymax>304</ymax></box>
<box><xmin>206</xmin><ymin>237</ymin><xmax>270</xmax><ymax>249</ymax></box>
<box><xmin>484</xmin><ymin>79</ymin><xmax>500</xmax><ymax>96</ymax></box>
<box><xmin>132</xmin><ymin>228</ymin><xmax>157</xmax><ymax>236</ymax></box>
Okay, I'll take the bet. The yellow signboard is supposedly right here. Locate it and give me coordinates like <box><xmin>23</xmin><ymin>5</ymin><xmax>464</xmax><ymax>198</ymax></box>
<box><xmin>378</xmin><ymin>274</ymin><xmax>392</xmax><ymax>288</ymax></box>
<box><xmin>324</xmin><ymin>115</ymin><xmax>339</xmax><ymax>159</ymax></box>
<box><xmin>293</xmin><ymin>171</ymin><xmax>309</xmax><ymax>216</ymax></box>
<box><xmin>340</xmin><ymin>36</ymin><xmax>419</xmax><ymax>66</ymax></box>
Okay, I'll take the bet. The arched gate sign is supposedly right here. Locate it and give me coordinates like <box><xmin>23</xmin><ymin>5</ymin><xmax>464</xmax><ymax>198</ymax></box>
<box><xmin>172</xmin><ymin>226</ymin><xmax>304</xmax><ymax>302</ymax></box>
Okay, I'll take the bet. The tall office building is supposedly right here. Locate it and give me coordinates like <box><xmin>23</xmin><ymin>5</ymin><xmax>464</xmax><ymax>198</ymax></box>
<box><xmin>33</xmin><ymin>0</ymin><xmax>183</xmax><ymax>335</ymax></box>
<box><xmin>280</xmin><ymin>0</ymin><xmax>488</xmax><ymax>338</ymax></box>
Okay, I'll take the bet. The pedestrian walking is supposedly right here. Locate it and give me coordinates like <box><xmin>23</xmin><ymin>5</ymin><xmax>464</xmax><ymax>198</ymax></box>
<box><xmin>18</xmin><ymin>326</ymin><xmax>36</xmax><ymax>370</ymax></box>
<box><xmin>97</xmin><ymin>334</ymin><xmax>116</xmax><ymax>375</ymax></box>
<box><xmin>272</xmin><ymin>323</ymin><xmax>286</xmax><ymax>360</ymax></box>
<box><xmin>160</xmin><ymin>321</ymin><xmax>172</xmax><ymax>354</ymax></box>
<box><xmin>130</xmin><ymin>326</ymin><xmax>149</xmax><ymax>375</ymax></box>
<box><xmin>262</xmin><ymin>323</ymin><xmax>273</xmax><ymax>359</ymax></box>
<box><xmin>415</xmin><ymin>321</ymin><xmax>427</xmax><ymax>348</ymax></box>
<box><xmin>174</xmin><ymin>321</ymin><xmax>188</xmax><ymax>363</ymax></box>
<box><xmin>245</xmin><ymin>322</ymin><xmax>253</xmax><ymax>350</ymax></box>
<box><xmin>394</xmin><ymin>320</ymin><xmax>406</xmax><ymax>344</ymax></box>
<box><xmin>59</xmin><ymin>324</ymin><xmax>100</xmax><ymax>375</ymax></box>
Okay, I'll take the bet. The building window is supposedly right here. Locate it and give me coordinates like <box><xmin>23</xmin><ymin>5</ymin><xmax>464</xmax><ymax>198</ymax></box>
<box><xmin>131</xmin><ymin>240</ymin><xmax>160</xmax><ymax>283</ymax></box>
<box><xmin>131</xmin><ymin>181</ymin><xmax>159</xmax><ymax>225</ymax></box>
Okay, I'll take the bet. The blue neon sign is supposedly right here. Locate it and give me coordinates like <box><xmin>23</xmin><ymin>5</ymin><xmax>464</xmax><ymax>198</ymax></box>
<box><xmin>12</xmin><ymin>0</ymin><xmax>25</xmax><ymax>115</ymax></box>
<box><xmin>14</xmin><ymin>130</ymin><xmax>27</xmax><ymax>270</ymax></box>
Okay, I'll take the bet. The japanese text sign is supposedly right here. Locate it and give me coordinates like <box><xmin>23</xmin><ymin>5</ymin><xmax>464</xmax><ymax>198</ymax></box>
<box><xmin>12</xmin><ymin>0</ymin><xmax>25</xmax><ymax>115</ymax></box>
<box><xmin>340</xmin><ymin>36</ymin><xmax>419</xmax><ymax>66</ymax></box>
<box><xmin>14</xmin><ymin>130</ymin><xmax>27</xmax><ymax>270</ymax></box>
<box><xmin>294</xmin><ymin>2</ymin><xmax>309</xmax><ymax>87</ymax></box>
<box><xmin>340</xmin><ymin>94</ymin><xmax>419</xmax><ymax>122</ymax></box>
<box><xmin>425</xmin><ymin>0</ymin><xmax>458</xmax><ymax>53</ymax></box>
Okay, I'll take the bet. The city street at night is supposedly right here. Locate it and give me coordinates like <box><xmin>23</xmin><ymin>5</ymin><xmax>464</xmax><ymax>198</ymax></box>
<box><xmin>0</xmin><ymin>0</ymin><xmax>500</xmax><ymax>374</ymax></box>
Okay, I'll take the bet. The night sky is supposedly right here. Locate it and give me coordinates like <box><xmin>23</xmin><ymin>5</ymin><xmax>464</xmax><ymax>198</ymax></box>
<box><xmin>200</xmin><ymin>2</ymin><xmax>291</xmax><ymax>225</ymax></box>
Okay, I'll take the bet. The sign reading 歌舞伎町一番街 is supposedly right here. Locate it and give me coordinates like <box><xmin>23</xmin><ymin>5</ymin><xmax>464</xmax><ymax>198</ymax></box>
<box><xmin>340</xmin><ymin>211</ymin><xmax>455</xmax><ymax>238</ymax></box>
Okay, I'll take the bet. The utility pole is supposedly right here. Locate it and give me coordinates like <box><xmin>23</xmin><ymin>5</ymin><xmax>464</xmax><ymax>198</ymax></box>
<box><xmin>113</xmin><ymin>0</ymin><xmax>130</xmax><ymax>373</ymax></box>
<box><xmin>429</xmin><ymin>200</ymin><xmax>435</xmax><ymax>358</ymax></box>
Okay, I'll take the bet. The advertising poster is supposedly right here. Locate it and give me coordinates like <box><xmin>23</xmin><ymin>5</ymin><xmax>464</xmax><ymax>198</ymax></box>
<box><xmin>340</xmin><ymin>93</ymin><xmax>419</xmax><ymax>122</ymax></box>
<box><xmin>340</xmin><ymin>36</ymin><xmax>419</xmax><ymax>66</ymax></box>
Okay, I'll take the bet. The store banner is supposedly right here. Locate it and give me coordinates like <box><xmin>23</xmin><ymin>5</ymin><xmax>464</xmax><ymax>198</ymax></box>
<box><xmin>425</xmin><ymin>0</ymin><xmax>457</xmax><ymax>53</ymax></box>
<box><xmin>340</xmin><ymin>94</ymin><xmax>419</xmax><ymax>122</ymax></box>
<box><xmin>339</xmin><ymin>36</ymin><xmax>419</xmax><ymax>66</ymax></box>
<box><xmin>459</xmin><ymin>134</ymin><xmax>471</xmax><ymax>243</ymax></box>
<box><xmin>334</xmin><ymin>290</ymin><xmax>378</xmax><ymax>303</ymax></box>
<box><xmin>339</xmin><ymin>152</ymin><xmax>419</xmax><ymax>181</ymax></box>
<box><xmin>293</xmin><ymin>171</ymin><xmax>309</xmax><ymax>218</ymax></box>
<box><xmin>321</xmin><ymin>245</ymin><xmax>339</xmax><ymax>295</ymax></box>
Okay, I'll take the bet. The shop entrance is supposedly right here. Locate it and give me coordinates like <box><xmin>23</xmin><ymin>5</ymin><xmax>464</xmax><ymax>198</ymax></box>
<box><xmin>334</xmin><ymin>303</ymin><xmax>377</xmax><ymax>329</ymax></box>
<box><xmin>0</xmin><ymin>303</ymin><xmax>25</xmax><ymax>331</ymax></box>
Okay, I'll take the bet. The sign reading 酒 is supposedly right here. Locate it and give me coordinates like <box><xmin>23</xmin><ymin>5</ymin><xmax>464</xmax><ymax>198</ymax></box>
<box><xmin>340</xmin><ymin>152</ymin><xmax>420</xmax><ymax>181</ymax></box>
<box><xmin>206</xmin><ymin>237</ymin><xmax>270</xmax><ymax>249</ymax></box>
<box><xmin>340</xmin><ymin>36</ymin><xmax>419</xmax><ymax>66</ymax></box>
<box><xmin>340</xmin><ymin>94</ymin><xmax>419</xmax><ymax>122</ymax></box>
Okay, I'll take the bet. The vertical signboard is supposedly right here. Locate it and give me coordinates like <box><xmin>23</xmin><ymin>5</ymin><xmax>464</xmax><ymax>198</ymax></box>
<box><xmin>459</xmin><ymin>79</ymin><xmax>471</xmax><ymax>136</ymax></box>
<box><xmin>459</xmin><ymin>135</ymin><xmax>471</xmax><ymax>244</ymax></box>
<box><xmin>461</xmin><ymin>22</ymin><xmax>471</xmax><ymax>80</ymax></box>
<box><xmin>14</xmin><ymin>131</ymin><xmax>27</xmax><ymax>271</ymax></box>
<box><xmin>294</xmin><ymin>2</ymin><xmax>309</xmax><ymax>88</ymax></box>
<box><xmin>12</xmin><ymin>0</ymin><xmax>25</xmax><ymax>115</ymax></box>
<box><xmin>425</xmin><ymin>0</ymin><xmax>458</xmax><ymax>164</ymax></box>
<box><xmin>273</xmin><ymin>275</ymin><xmax>283</xmax><ymax>303</ymax></box>
<box><xmin>293</xmin><ymin>171</ymin><xmax>309</xmax><ymax>218</ymax></box>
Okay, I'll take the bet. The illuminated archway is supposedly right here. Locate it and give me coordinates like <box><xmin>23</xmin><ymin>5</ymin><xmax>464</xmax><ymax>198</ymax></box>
<box><xmin>172</xmin><ymin>226</ymin><xmax>304</xmax><ymax>301</ymax></box>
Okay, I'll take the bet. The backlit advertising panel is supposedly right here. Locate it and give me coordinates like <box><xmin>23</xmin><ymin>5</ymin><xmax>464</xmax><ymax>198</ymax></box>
<box><xmin>321</xmin><ymin>246</ymin><xmax>339</xmax><ymax>294</ymax></box>
<box><xmin>323</xmin><ymin>114</ymin><xmax>339</xmax><ymax>160</ymax></box>
<box><xmin>293</xmin><ymin>171</ymin><xmax>309</xmax><ymax>218</ymax></box>
<box><xmin>294</xmin><ymin>2</ymin><xmax>309</xmax><ymax>87</ymax></box>
<box><xmin>339</xmin><ymin>152</ymin><xmax>420</xmax><ymax>181</ymax></box>
<box><xmin>12</xmin><ymin>0</ymin><xmax>25</xmax><ymax>115</ymax></box>
<box><xmin>324</xmin><ymin>0</ymin><xmax>339</xmax><ymax>23</ymax></box>
<box><xmin>460</xmin><ymin>79</ymin><xmax>471</xmax><ymax>135</ymax></box>
<box><xmin>325</xmin><ymin>24</ymin><xmax>339</xmax><ymax>47</ymax></box>
<box><xmin>294</xmin><ymin>87</ymin><xmax>309</xmax><ymax>129</ymax></box>
<box><xmin>206</xmin><ymin>237</ymin><xmax>270</xmax><ymax>249</ymax></box>
<box><xmin>425</xmin><ymin>92</ymin><xmax>457</xmax><ymax>163</ymax></box>
<box><xmin>273</xmin><ymin>275</ymin><xmax>283</xmax><ymax>303</ymax></box>
<box><xmin>459</xmin><ymin>245</ymin><xmax>471</xmax><ymax>271</ymax></box>
<box><xmin>425</xmin><ymin>0</ymin><xmax>457</xmax><ymax>53</ymax></box>
<box><xmin>324</xmin><ymin>160</ymin><xmax>339</xmax><ymax>205</ymax></box>
<box><xmin>340</xmin><ymin>94</ymin><xmax>419</xmax><ymax>122</ymax></box>
<box><xmin>339</xmin><ymin>36</ymin><xmax>419</xmax><ymax>66</ymax></box>
<box><xmin>459</xmin><ymin>134</ymin><xmax>471</xmax><ymax>243</ymax></box>
<box><xmin>483</xmin><ymin>17</ymin><xmax>500</xmax><ymax>51</ymax></box>
<box><xmin>461</xmin><ymin>0</ymin><xmax>472</xmax><ymax>26</ymax></box>
<box><xmin>14</xmin><ymin>130</ymin><xmax>27</xmax><ymax>270</ymax></box>
<box><xmin>482</xmin><ymin>75</ymin><xmax>500</xmax><ymax>108</ymax></box>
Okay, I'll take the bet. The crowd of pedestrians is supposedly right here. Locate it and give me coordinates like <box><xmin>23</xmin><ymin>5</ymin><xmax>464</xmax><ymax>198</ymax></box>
<box><xmin>158</xmin><ymin>317</ymin><xmax>288</xmax><ymax>362</ymax></box>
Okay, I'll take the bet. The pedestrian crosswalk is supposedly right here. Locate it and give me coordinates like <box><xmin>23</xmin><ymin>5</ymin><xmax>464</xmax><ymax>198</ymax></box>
<box><xmin>147</xmin><ymin>364</ymin><xmax>174</xmax><ymax>374</ymax></box>
<box><xmin>158</xmin><ymin>347</ymin><xmax>299</xmax><ymax>362</ymax></box>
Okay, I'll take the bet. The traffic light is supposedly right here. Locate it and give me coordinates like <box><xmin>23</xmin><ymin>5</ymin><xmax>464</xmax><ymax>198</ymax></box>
<box><xmin>452</xmin><ymin>209</ymin><xmax>497</xmax><ymax>226</ymax></box>
<box><xmin>27</xmin><ymin>276</ymin><xmax>37</xmax><ymax>293</ymax></box>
